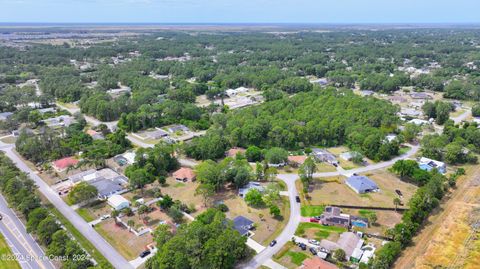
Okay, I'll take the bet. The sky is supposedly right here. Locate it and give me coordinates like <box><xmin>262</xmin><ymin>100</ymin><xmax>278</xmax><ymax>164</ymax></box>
<box><xmin>0</xmin><ymin>0</ymin><xmax>479</xmax><ymax>24</ymax></box>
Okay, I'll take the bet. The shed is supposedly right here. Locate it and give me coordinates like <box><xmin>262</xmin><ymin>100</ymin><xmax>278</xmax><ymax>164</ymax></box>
<box><xmin>107</xmin><ymin>195</ymin><xmax>130</xmax><ymax>211</ymax></box>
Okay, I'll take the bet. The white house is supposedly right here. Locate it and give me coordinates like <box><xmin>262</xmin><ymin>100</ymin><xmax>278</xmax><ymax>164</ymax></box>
<box><xmin>226</xmin><ymin>87</ymin><xmax>249</xmax><ymax>97</ymax></box>
<box><xmin>107</xmin><ymin>195</ymin><xmax>130</xmax><ymax>211</ymax></box>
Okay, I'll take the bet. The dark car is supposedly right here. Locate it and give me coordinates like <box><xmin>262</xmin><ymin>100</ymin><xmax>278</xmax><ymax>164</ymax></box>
<box><xmin>298</xmin><ymin>243</ymin><xmax>307</xmax><ymax>250</ymax></box>
<box><xmin>139</xmin><ymin>250</ymin><xmax>151</xmax><ymax>258</ymax></box>
<box><xmin>395</xmin><ymin>189</ymin><xmax>403</xmax><ymax>197</ymax></box>
<box><xmin>333</xmin><ymin>163</ymin><xmax>338</xmax><ymax>167</ymax></box>
<box><xmin>309</xmin><ymin>247</ymin><xmax>317</xmax><ymax>255</ymax></box>
<box><xmin>0</xmin><ymin>214</ymin><xmax>2</xmax><ymax>220</ymax></box>
<box><xmin>270</xmin><ymin>240</ymin><xmax>277</xmax><ymax>247</ymax></box>
<box><xmin>295</xmin><ymin>196</ymin><xmax>301</xmax><ymax>203</ymax></box>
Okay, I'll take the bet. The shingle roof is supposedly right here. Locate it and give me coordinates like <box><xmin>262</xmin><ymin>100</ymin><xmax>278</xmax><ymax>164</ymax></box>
<box><xmin>232</xmin><ymin>216</ymin><xmax>254</xmax><ymax>236</ymax></box>
<box><xmin>346</xmin><ymin>175</ymin><xmax>379</xmax><ymax>193</ymax></box>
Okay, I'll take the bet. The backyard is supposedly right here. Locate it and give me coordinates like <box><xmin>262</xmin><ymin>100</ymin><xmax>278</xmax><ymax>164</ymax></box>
<box><xmin>273</xmin><ymin>241</ymin><xmax>313</xmax><ymax>268</ymax></box>
<box><xmin>295</xmin><ymin>222</ymin><xmax>347</xmax><ymax>241</ymax></box>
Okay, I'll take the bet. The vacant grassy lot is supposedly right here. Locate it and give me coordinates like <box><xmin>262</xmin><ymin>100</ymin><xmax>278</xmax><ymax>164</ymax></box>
<box><xmin>316</xmin><ymin>162</ymin><xmax>337</xmax><ymax>172</ymax></box>
<box><xmin>0</xmin><ymin>233</ymin><xmax>21</xmax><ymax>269</ymax></box>
<box><xmin>158</xmin><ymin>177</ymin><xmax>204</xmax><ymax>215</ymax></box>
<box><xmin>300</xmin><ymin>205</ymin><xmax>325</xmax><ymax>217</ymax></box>
<box><xmin>95</xmin><ymin>219</ymin><xmax>153</xmax><ymax>260</ymax></box>
<box><xmin>76</xmin><ymin>200</ymin><xmax>110</xmax><ymax>222</ymax></box>
<box><xmin>295</xmin><ymin>222</ymin><xmax>347</xmax><ymax>241</ymax></box>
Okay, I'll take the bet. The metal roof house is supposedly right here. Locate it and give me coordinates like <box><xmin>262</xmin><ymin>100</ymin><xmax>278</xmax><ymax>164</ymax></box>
<box><xmin>345</xmin><ymin>176</ymin><xmax>379</xmax><ymax>194</ymax></box>
<box><xmin>239</xmin><ymin>182</ymin><xmax>265</xmax><ymax>198</ymax></box>
<box><xmin>312</xmin><ymin>148</ymin><xmax>338</xmax><ymax>164</ymax></box>
<box><xmin>418</xmin><ymin>157</ymin><xmax>446</xmax><ymax>174</ymax></box>
<box><xmin>232</xmin><ymin>216</ymin><xmax>254</xmax><ymax>236</ymax></box>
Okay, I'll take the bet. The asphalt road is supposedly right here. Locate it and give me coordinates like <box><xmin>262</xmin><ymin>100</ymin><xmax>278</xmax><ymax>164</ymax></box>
<box><xmin>0</xmin><ymin>195</ymin><xmax>55</xmax><ymax>269</ymax></box>
<box><xmin>0</xmin><ymin>144</ymin><xmax>133</xmax><ymax>269</ymax></box>
<box><xmin>241</xmin><ymin>176</ymin><xmax>301</xmax><ymax>269</ymax></box>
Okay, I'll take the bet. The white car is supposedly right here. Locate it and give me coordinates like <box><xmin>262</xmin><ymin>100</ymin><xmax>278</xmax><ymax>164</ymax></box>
<box><xmin>308</xmin><ymin>239</ymin><xmax>320</xmax><ymax>246</ymax></box>
<box><xmin>100</xmin><ymin>214</ymin><xmax>110</xmax><ymax>220</ymax></box>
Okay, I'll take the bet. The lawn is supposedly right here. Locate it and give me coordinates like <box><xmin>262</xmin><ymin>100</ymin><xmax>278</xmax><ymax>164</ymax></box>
<box><xmin>0</xmin><ymin>136</ymin><xmax>16</xmax><ymax>144</ymax></box>
<box><xmin>304</xmin><ymin>170</ymin><xmax>417</xmax><ymax>208</ymax></box>
<box><xmin>0</xmin><ymin>233</ymin><xmax>21</xmax><ymax>269</ymax></box>
<box><xmin>295</xmin><ymin>222</ymin><xmax>347</xmax><ymax>241</ymax></box>
<box><xmin>300</xmin><ymin>205</ymin><xmax>325</xmax><ymax>217</ymax></box>
<box><xmin>273</xmin><ymin>241</ymin><xmax>312</xmax><ymax>268</ymax></box>
<box><xmin>399</xmin><ymin>146</ymin><xmax>411</xmax><ymax>155</ymax></box>
<box><xmin>95</xmin><ymin>219</ymin><xmax>153</xmax><ymax>260</ymax></box>
<box><xmin>76</xmin><ymin>207</ymin><xmax>96</xmax><ymax>222</ymax></box>
<box><xmin>262</xmin><ymin>197</ymin><xmax>290</xmax><ymax>245</ymax></box>
<box><xmin>75</xmin><ymin>200</ymin><xmax>111</xmax><ymax>222</ymax></box>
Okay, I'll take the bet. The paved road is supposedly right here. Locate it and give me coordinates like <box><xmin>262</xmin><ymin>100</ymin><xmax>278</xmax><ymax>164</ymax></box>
<box><xmin>0</xmin><ymin>195</ymin><xmax>55</xmax><ymax>269</ymax></box>
<box><xmin>0</xmin><ymin>144</ymin><xmax>133</xmax><ymax>269</ymax></box>
<box><xmin>245</xmin><ymin>143</ymin><xmax>419</xmax><ymax>268</ymax></box>
<box><xmin>452</xmin><ymin>108</ymin><xmax>471</xmax><ymax>124</ymax></box>
<box><xmin>241</xmin><ymin>176</ymin><xmax>301</xmax><ymax>269</ymax></box>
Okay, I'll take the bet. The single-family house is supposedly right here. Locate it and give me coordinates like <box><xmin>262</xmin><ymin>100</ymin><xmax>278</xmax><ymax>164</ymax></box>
<box><xmin>107</xmin><ymin>194</ymin><xmax>130</xmax><ymax>211</ymax></box>
<box><xmin>410</xmin><ymin>92</ymin><xmax>433</xmax><ymax>100</ymax></box>
<box><xmin>345</xmin><ymin>175</ymin><xmax>379</xmax><ymax>194</ymax></box>
<box><xmin>86</xmin><ymin>129</ymin><xmax>104</xmax><ymax>140</ymax></box>
<box><xmin>310</xmin><ymin>78</ymin><xmax>329</xmax><ymax>86</ymax></box>
<box><xmin>52</xmin><ymin>156</ymin><xmax>79</xmax><ymax>173</ymax></box>
<box><xmin>37</xmin><ymin>107</ymin><xmax>56</xmax><ymax>114</ymax></box>
<box><xmin>287</xmin><ymin>155</ymin><xmax>307</xmax><ymax>167</ymax></box>
<box><xmin>319</xmin><ymin>206</ymin><xmax>350</xmax><ymax>228</ymax></box>
<box><xmin>43</xmin><ymin>115</ymin><xmax>75</xmax><ymax>128</ymax></box>
<box><xmin>172</xmin><ymin>167</ymin><xmax>196</xmax><ymax>182</ymax></box>
<box><xmin>312</xmin><ymin>148</ymin><xmax>338</xmax><ymax>165</ymax></box>
<box><xmin>167</xmin><ymin>124</ymin><xmax>190</xmax><ymax>133</ymax></box>
<box><xmin>0</xmin><ymin>112</ymin><xmax>13</xmax><ymax>121</ymax></box>
<box><xmin>320</xmin><ymin>232</ymin><xmax>364</xmax><ymax>261</ymax></box>
<box><xmin>340</xmin><ymin>151</ymin><xmax>360</xmax><ymax>161</ymax></box>
<box><xmin>239</xmin><ymin>182</ymin><xmax>265</xmax><ymax>197</ymax></box>
<box><xmin>360</xmin><ymin>90</ymin><xmax>374</xmax><ymax>97</ymax></box>
<box><xmin>232</xmin><ymin>216</ymin><xmax>254</xmax><ymax>236</ymax></box>
<box><xmin>114</xmin><ymin>151</ymin><xmax>136</xmax><ymax>166</ymax></box>
<box><xmin>226</xmin><ymin>147</ymin><xmax>246</xmax><ymax>158</ymax></box>
<box><xmin>300</xmin><ymin>257</ymin><xmax>338</xmax><ymax>269</ymax></box>
<box><xmin>409</xmin><ymin>118</ymin><xmax>429</xmax><ymax>126</ymax></box>
<box><xmin>226</xmin><ymin>87</ymin><xmax>249</xmax><ymax>97</ymax></box>
<box><xmin>385</xmin><ymin>134</ymin><xmax>397</xmax><ymax>143</ymax></box>
<box><xmin>418</xmin><ymin>157</ymin><xmax>446</xmax><ymax>174</ymax></box>
<box><xmin>145</xmin><ymin>129</ymin><xmax>169</xmax><ymax>140</ymax></box>
<box><xmin>89</xmin><ymin>177</ymin><xmax>126</xmax><ymax>199</ymax></box>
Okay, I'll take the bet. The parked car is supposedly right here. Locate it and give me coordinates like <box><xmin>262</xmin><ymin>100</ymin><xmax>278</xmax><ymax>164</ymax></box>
<box><xmin>395</xmin><ymin>189</ymin><xmax>403</xmax><ymax>197</ymax></box>
<box><xmin>314</xmin><ymin>216</ymin><xmax>322</xmax><ymax>221</ymax></box>
<box><xmin>308</xmin><ymin>239</ymin><xmax>320</xmax><ymax>246</ymax></box>
<box><xmin>269</xmin><ymin>240</ymin><xmax>277</xmax><ymax>247</ymax></box>
<box><xmin>295</xmin><ymin>196</ymin><xmax>301</xmax><ymax>203</ymax></box>
<box><xmin>0</xmin><ymin>214</ymin><xmax>2</xmax><ymax>220</ymax></box>
<box><xmin>333</xmin><ymin>163</ymin><xmax>338</xmax><ymax>167</ymax></box>
<box><xmin>309</xmin><ymin>218</ymin><xmax>319</xmax><ymax>223</ymax></box>
<box><xmin>309</xmin><ymin>247</ymin><xmax>318</xmax><ymax>255</ymax></box>
<box><xmin>298</xmin><ymin>243</ymin><xmax>307</xmax><ymax>250</ymax></box>
<box><xmin>139</xmin><ymin>250</ymin><xmax>151</xmax><ymax>258</ymax></box>
<box><xmin>100</xmin><ymin>214</ymin><xmax>110</xmax><ymax>220</ymax></box>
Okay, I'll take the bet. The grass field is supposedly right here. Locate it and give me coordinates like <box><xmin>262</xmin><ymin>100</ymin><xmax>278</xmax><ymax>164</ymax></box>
<box><xmin>300</xmin><ymin>205</ymin><xmax>325</xmax><ymax>217</ymax></box>
<box><xmin>295</xmin><ymin>222</ymin><xmax>347</xmax><ymax>241</ymax></box>
<box><xmin>0</xmin><ymin>233</ymin><xmax>21</xmax><ymax>269</ymax></box>
<box><xmin>285</xmin><ymin>251</ymin><xmax>309</xmax><ymax>265</ymax></box>
<box><xmin>262</xmin><ymin>197</ymin><xmax>290</xmax><ymax>245</ymax></box>
<box><xmin>273</xmin><ymin>241</ymin><xmax>313</xmax><ymax>268</ymax></box>
<box><xmin>76</xmin><ymin>207</ymin><xmax>96</xmax><ymax>222</ymax></box>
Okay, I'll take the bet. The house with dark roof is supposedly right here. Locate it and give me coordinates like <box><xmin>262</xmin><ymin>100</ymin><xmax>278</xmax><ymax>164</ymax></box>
<box><xmin>312</xmin><ymin>148</ymin><xmax>338</xmax><ymax>165</ymax></box>
<box><xmin>232</xmin><ymin>216</ymin><xmax>254</xmax><ymax>237</ymax></box>
<box><xmin>320</xmin><ymin>206</ymin><xmax>350</xmax><ymax>228</ymax></box>
<box><xmin>88</xmin><ymin>177</ymin><xmax>126</xmax><ymax>199</ymax></box>
<box><xmin>345</xmin><ymin>176</ymin><xmax>379</xmax><ymax>194</ymax></box>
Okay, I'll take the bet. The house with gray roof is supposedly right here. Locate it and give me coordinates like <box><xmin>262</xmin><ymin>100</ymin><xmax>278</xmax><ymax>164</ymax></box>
<box><xmin>312</xmin><ymin>148</ymin><xmax>338</xmax><ymax>165</ymax></box>
<box><xmin>345</xmin><ymin>175</ymin><xmax>379</xmax><ymax>194</ymax></box>
<box><xmin>239</xmin><ymin>182</ymin><xmax>265</xmax><ymax>198</ymax></box>
<box><xmin>232</xmin><ymin>216</ymin><xmax>254</xmax><ymax>236</ymax></box>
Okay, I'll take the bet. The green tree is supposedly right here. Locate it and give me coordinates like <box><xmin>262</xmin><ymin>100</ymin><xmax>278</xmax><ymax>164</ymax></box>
<box><xmin>244</xmin><ymin>189</ymin><xmax>264</xmax><ymax>207</ymax></box>
<box><xmin>67</xmin><ymin>182</ymin><xmax>98</xmax><ymax>204</ymax></box>
<box><xmin>265</xmin><ymin>147</ymin><xmax>288</xmax><ymax>165</ymax></box>
<box><xmin>334</xmin><ymin>248</ymin><xmax>346</xmax><ymax>261</ymax></box>
<box><xmin>246</xmin><ymin>146</ymin><xmax>263</xmax><ymax>162</ymax></box>
<box><xmin>195</xmin><ymin>183</ymin><xmax>215</xmax><ymax>207</ymax></box>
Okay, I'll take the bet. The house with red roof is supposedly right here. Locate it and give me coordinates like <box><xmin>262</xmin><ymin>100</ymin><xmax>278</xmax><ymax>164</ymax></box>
<box><xmin>300</xmin><ymin>257</ymin><xmax>338</xmax><ymax>269</ymax></box>
<box><xmin>288</xmin><ymin>155</ymin><xmax>307</xmax><ymax>167</ymax></box>
<box><xmin>172</xmin><ymin>167</ymin><xmax>196</xmax><ymax>182</ymax></box>
<box><xmin>52</xmin><ymin>156</ymin><xmax>79</xmax><ymax>172</ymax></box>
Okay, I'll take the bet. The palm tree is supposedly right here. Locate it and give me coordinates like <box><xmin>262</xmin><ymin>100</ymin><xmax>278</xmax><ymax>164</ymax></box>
<box><xmin>127</xmin><ymin>219</ymin><xmax>135</xmax><ymax>232</ymax></box>
<box><xmin>393</xmin><ymin>198</ymin><xmax>402</xmax><ymax>211</ymax></box>
<box><xmin>111</xmin><ymin>210</ymin><xmax>119</xmax><ymax>225</ymax></box>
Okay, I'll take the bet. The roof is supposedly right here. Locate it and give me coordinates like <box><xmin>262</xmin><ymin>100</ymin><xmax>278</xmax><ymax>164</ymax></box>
<box><xmin>337</xmin><ymin>232</ymin><xmax>364</xmax><ymax>258</ymax></box>
<box><xmin>173</xmin><ymin>167</ymin><xmax>196</xmax><ymax>180</ymax></box>
<box><xmin>52</xmin><ymin>157</ymin><xmax>79</xmax><ymax>170</ymax></box>
<box><xmin>108</xmin><ymin>194</ymin><xmax>129</xmax><ymax>207</ymax></box>
<box><xmin>168</xmin><ymin>124</ymin><xmax>189</xmax><ymax>133</ymax></box>
<box><xmin>88</xmin><ymin>177</ymin><xmax>125</xmax><ymax>198</ymax></box>
<box><xmin>232</xmin><ymin>216</ymin><xmax>254</xmax><ymax>236</ymax></box>
<box><xmin>288</xmin><ymin>155</ymin><xmax>307</xmax><ymax>164</ymax></box>
<box><xmin>239</xmin><ymin>182</ymin><xmax>265</xmax><ymax>196</ymax></box>
<box><xmin>226</xmin><ymin>147</ymin><xmax>246</xmax><ymax>157</ymax></box>
<box><xmin>86</xmin><ymin>129</ymin><xmax>99</xmax><ymax>136</ymax></box>
<box><xmin>145</xmin><ymin>129</ymin><xmax>169</xmax><ymax>139</ymax></box>
<box><xmin>0</xmin><ymin>112</ymin><xmax>13</xmax><ymax>120</ymax></box>
<box><xmin>301</xmin><ymin>257</ymin><xmax>338</xmax><ymax>269</ymax></box>
<box><xmin>346</xmin><ymin>176</ymin><xmax>379</xmax><ymax>193</ymax></box>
